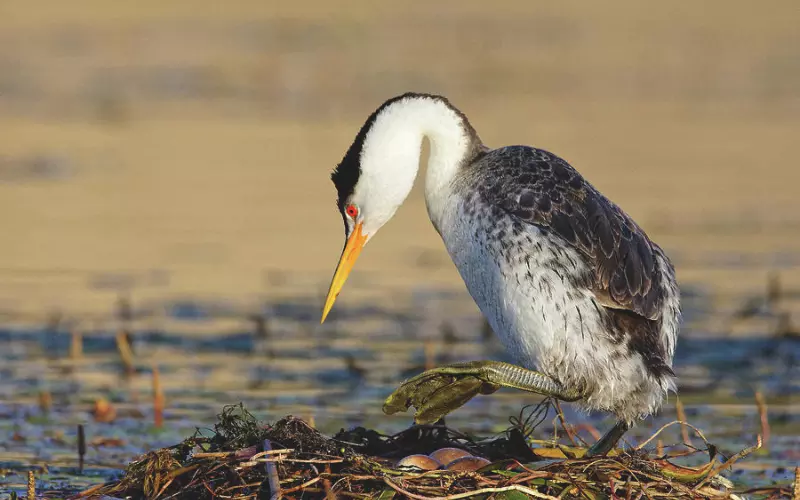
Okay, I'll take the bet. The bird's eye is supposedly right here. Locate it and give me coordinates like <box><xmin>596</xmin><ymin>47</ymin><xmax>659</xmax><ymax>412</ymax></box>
<box><xmin>345</xmin><ymin>204</ymin><xmax>359</xmax><ymax>219</ymax></box>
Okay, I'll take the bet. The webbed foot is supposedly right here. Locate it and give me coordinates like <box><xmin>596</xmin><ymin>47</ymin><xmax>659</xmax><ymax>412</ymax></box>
<box><xmin>383</xmin><ymin>360</ymin><xmax>583</xmax><ymax>424</ymax></box>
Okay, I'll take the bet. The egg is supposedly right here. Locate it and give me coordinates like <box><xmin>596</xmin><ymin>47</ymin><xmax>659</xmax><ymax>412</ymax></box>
<box><xmin>445</xmin><ymin>456</ymin><xmax>491</xmax><ymax>471</ymax></box>
<box><xmin>396</xmin><ymin>454</ymin><xmax>442</xmax><ymax>470</ymax></box>
<box><xmin>429</xmin><ymin>447</ymin><xmax>472</xmax><ymax>465</ymax></box>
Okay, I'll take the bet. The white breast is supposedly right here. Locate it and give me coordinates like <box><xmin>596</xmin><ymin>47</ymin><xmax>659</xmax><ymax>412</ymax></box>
<box><xmin>435</xmin><ymin>196</ymin><xmax>671</xmax><ymax>423</ymax></box>
<box><xmin>441</xmin><ymin>201</ymin><xmax>597</xmax><ymax>369</ymax></box>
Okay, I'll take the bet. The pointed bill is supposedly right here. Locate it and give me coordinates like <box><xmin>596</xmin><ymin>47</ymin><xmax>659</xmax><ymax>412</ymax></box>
<box><xmin>321</xmin><ymin>222</ymin><xmax>367</xmax><ymax>323</ymax></box>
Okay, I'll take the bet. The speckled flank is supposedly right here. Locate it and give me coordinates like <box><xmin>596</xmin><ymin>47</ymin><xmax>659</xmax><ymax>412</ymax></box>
<box><xmin>442</xmin><ymin>146</ymin><xmax>680</xmax><ymax>423</ymax></box>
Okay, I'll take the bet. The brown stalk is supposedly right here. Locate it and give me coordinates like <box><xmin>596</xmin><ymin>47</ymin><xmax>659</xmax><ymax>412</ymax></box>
<box><xmin>27</xmin><ymin>470</ymin><xmax>35</xmax><ymax>499</ymax></box>
<box><xmin>575</xmin><ymin>423</ymin><xmax>601</xmax><ymax>440</ymax></box>
<box><xmin>115</xmin><ymin>330</ymin><xmax>135</xmax><ymax>376</ymax></box>
<box><xmin>194</xmin><ymin>448</ymin><xmax>290</xmax><ymax>460</ymax></box>
<box><xmin>260</xmin><ymin>457</ymin><xmax>344</xmax><ymax>464</ymax></box>
<box><xmin>281</xmin><ymin>476</ymin><xmax>322</xmax><ymax>494</ymax></box>
<box><xmin>323</xmin><ymin>478</ymin><xmax>336</xmax><ymax>500</ymax></box>
<box><xmin>754</xmin><ymin>391</ymin><xmax>770</xmax><ymax>448</ymax></box>
<box><xmin>553</xmin><ymin>400</ymin><xmax>579</xmax><ymax>446</ymax></box>
<box><xmin>675</xmin><ymin>398</ymin><xmax>692</xmax><ymax>447</ymax></box>
<box><xmin>152</xmin><ymin>365</ymin><xmax>164</xmax><ymax>428</ymax></box>
<box><xmin>383</xmin><ymin>476</ymin><xmax>559</xmax><ymax>500</ymax></box>
<box><xmin>70</xmin><ymin>329</ymin><xmax>83</xmax><ymax>360</ymax></box>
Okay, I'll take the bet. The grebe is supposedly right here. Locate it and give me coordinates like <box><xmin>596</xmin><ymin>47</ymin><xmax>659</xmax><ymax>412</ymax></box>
<box><xmin>320</xmin><ymin>93</ymin><xmax>680</xmax><ymax>456</ymax></box>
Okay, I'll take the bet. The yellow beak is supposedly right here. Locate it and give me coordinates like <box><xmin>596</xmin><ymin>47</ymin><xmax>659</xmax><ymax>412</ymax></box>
<box><xmin>321</xmin><ymin>222</ymin><xmax>367</xmax><ymax>323</ymax></box>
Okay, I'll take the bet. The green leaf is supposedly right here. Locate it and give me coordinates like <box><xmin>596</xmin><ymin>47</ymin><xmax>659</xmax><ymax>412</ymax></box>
<box><xmin>656</xmin><ymin>458</ymin><xmax>715</xmax><ymax>482</ymax></box>
<box><xmin>376</xmin><ymin>488</ymin><xmax>396</xmax><ymax>500</ymax></box>
<box><xmin>494</xmin><ymin>490</ymin><xmax>532</xmax><ymax>500</ymax></box>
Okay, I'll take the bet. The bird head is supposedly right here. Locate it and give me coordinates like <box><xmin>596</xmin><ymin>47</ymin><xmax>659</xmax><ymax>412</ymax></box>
<box><xmin>320</xmin><ymin>96</ymin><xmax>424</xmax><ymax>323</ymax></box>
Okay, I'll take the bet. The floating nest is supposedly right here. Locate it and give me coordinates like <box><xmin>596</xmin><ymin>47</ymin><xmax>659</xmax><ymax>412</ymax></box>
<box><xmin>74</xmin><ymin>403</ymin><xmax>790</xmax><ymax>500</ymax></box>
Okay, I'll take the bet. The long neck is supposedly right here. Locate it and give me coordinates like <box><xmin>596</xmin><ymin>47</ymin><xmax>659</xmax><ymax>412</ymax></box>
<box><xmin>360</xmin><ymin>95</ymin><xmax>482</xmax><ymax>228</ymax></box>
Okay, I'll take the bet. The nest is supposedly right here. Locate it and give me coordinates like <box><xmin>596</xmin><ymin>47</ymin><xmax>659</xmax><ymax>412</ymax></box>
<box><xmin>74</xmin><ymin>403</ymin><xmax>791</xmax><ymax>500</ymax></box>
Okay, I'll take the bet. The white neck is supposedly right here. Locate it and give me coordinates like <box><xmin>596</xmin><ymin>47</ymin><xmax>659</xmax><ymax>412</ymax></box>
<box><xmin>357</xmin><ymin>95</ymin><xmax>478</xmax><ymax>233</ymax></box>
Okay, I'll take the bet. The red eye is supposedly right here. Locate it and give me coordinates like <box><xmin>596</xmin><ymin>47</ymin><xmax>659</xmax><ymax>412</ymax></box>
<box><xmin>345</xmin><ymin>204</ymin><xmax>359</xmax><ymax>218</ymax></box>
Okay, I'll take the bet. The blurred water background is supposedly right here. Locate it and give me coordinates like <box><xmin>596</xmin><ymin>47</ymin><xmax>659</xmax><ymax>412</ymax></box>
<box><xmin>0</xmin><ymin>0</ymin><xmax>798</xmax><ymax>496</ymax></box>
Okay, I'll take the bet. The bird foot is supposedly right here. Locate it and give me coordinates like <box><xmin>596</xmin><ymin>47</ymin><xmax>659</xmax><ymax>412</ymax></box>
<box><xmin>383</xmin><ymin>360</ymin><xmax>582</xmax><ymax>424</ymax></box>
<box><xmin>382</xmin><ymin>362</ymin><xmax>500</xmax><ymax>424</ymax></box>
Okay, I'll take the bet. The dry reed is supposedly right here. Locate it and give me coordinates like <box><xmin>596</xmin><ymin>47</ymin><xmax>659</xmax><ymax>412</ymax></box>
<box><xmin>152</xmin><ymin>365</ymin><xmax>165</xmax><ymax>428</ymax></box>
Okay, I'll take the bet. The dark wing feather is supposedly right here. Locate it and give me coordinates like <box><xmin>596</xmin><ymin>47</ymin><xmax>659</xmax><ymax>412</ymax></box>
<box><xmin>474</xmin><ymin>146</ymin><xmax>663</xmax><ymax>320</ymax></box>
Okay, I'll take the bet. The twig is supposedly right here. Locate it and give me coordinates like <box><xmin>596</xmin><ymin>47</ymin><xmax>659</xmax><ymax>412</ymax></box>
<box><xmin>194</xmin><ymin>451</ymin><xmax>241</xmax><ymax>459</ymax></box>
<box><xmin>638</xmin><ymin>482</ymin><xmax>655</xmax><ymax>500</ymax></box>
<box><xmin>561</xmin><ymin>468</ymin><xmax>591</xmax><ymax>499</ymax></box>
<box><xmin>217</xmin><ymin>481</ymin><xmax>263</xmax><ymax>494</ymax></box>
<box><xmin>383</xmin><ymin>476</ymin><xmax>559</xmax><ymax>500</ymax></box>
<box><xmin>574</xmin><ymin>423</ymin><xmax>601</xmax><ymax>441</ymax></box>
<box><xmin>584</xmin><ymin>457</ymin><xmax>654</xmax><ymax>499</ymax></box>
<box><xmin>281</xmin><ymin>476</ymin><xmax>322</xmax><ymax>494</ymax></box>
<box><xmin>323</xmin><ymin>477</ymin><xmax>336</xmax><ymax>500</ymax></box>
<box><xmin>194</xmin><ymin>448</ymin><xmax>292</xmax><ymax>459</ymax></box>
<box><xmin>695</xmin><ymin>435</ymin><xmax>762</xmax><ymax>489</ymax></box>
<box><xmin>635</xmin><ymin>420</ymin><xmax>710</xmax><ymax>450</ymax></box>
<box><xmin>257</xmin><ymin>457</ymin><xmax>344</xmax><ymax>464</ymax></box>
<box><xmin>506</xmin><ymin>470</ymin><xmax>552</xmax><ymax>485</ymax></box>
<box><xmin>251</xmin><ymin>449</ymin><xmax>295</xmax><ymax>460</ymax></box>
<box><xmin>303</xmin><ymin>488</ymin><xmax>369</xmax><ymax>499</ymax></box>
<box><xmin>155</xmin><ymin>465</ymin><xmax>200</xmax><ymax>498</ymax></box>
<box><xmin>553</xmin><ymin>400</ymin><xmax>579</xmax><ymax>446</ymax></box>
<box><xmin>73</xmin><ymin>482</ymin><xmax>105</xmax><ymax>498</ymax></box>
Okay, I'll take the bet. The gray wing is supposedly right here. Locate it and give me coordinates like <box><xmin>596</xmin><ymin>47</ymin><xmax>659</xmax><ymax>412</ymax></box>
<box><xmin>471</xmin><ymin>146</ymin><xmax>665</xmax><ymax>321</ymax></box>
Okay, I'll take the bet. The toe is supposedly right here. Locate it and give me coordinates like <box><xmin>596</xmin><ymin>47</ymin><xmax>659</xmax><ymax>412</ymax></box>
<box><xmin>414</xmin><ymin>376</ymin><xmax>485</xmax><ymax>424</ymax></box>
<box><xmin>382</xmin><ymin>373</ymin><xmax>455</xmax><ymax>415</ymax></box>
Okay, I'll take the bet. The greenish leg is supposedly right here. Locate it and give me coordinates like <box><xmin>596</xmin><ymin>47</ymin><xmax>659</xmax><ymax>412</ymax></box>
<box><xmin>585</xmin><ymin>421</ymin><xmax>630</xmax><ymax>457</ymax></box>
<box><xmin>383</xmin><ymin>360</ymin><xmax>583</xmax><ymax>425</ymax></box>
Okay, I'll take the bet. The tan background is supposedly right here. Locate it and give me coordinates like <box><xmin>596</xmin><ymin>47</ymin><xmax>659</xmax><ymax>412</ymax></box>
<box><xmin>0</xmin><ymin>0</ymin><xmax>798</xmax><ymax>320</ymax></box>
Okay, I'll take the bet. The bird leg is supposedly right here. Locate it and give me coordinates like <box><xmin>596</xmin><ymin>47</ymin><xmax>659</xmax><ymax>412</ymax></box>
<box><xmin>383</xmin><ymin>360</ymin><xmax>583</xmax><ymax>424</ymax></box>
<box><xmin>585</xmin><ymin>421</ymin><xmax>630</xmax><ymax>457</ymax></box>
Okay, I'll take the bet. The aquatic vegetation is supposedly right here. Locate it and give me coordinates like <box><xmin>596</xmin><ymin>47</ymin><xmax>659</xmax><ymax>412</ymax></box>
<box><xmin>74</xmin><ymin>403</ymin><xmax>794</xmax><ymax>500</ymax></box>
